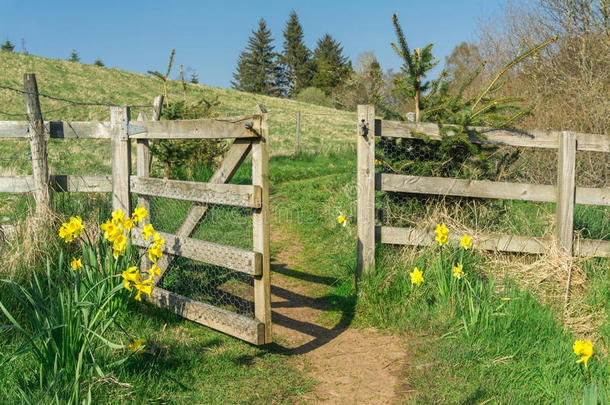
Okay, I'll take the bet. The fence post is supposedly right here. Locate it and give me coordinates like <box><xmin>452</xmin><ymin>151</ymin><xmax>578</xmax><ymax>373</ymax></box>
<box><xmin>137</xmin><ymin>95</ymin><xmax>162</xmax><ymax>211</ymax></box>
<box><xmin>23</xmin><ymin>73</ymin><xmax>50</xmax><ymax>214</ymax></box>
<box><xmin>252</xmin><ymin>104</ymin><xmax>271</xmax><ymax>344</ymax></box>
<box><xmin>357</xmin><ymin>104</ymin><xmax>376</xmax><ymax>277</ymax></box>
<box><xmin>111</xmin><ymin>106</ymin><xmax>131</xmax><ymax>214</ymax></box>
<box><xmin>556</xmin><ymin>131</ymin><xmax>576</xmax><ymax>254</ymax></box>
<box><xmin>295</xmin><ymin>111</ymin><xmax>300</xmax><ymax>155</ymax></box>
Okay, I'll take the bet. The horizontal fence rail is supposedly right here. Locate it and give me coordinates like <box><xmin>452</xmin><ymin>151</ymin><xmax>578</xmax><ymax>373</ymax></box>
<box><xmin>376</xmin><ymin>119</ymin><xmax>610</xmax><ymax>152</ymax></box>
<box><xmin>0</xmin><ymin>175</ymin><xmax>112</xmax><ymax>193</ymax></box>
<box><xmin>128</xmin><ymin>116</ymin><xmax>259</xmax><ymax>140</ymax></box>
<box><xmin>150</xmin><ymin>287</ymin><xmax>265</xmax><ymax>345</ymax></box>
<box><xmin>357</xmin><ymin>105</ymin><xmax>610</xmax><ymax>275</ymax></box>
<box><xmin>130</xmin><ymin>176</ymin><xmax>262</xmax><ymax>208</ymax></box>
<box><xmin>377</xmin><ymin>174</ymin><xmax>610</xmax><ymax>206</ymax></box>
<box><xmin>132</xmin><ymin>230</ymin><xmax>262</xmax><ymax>276</ymax></box>
<box><xmin>378</xmin><ymin>226</ymin><xmax>610</xmax><ymax>258</ymax></box>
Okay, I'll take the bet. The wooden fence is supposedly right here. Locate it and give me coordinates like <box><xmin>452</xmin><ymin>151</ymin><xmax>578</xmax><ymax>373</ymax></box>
<box><xmin>356</xmin><ymin>104</ymin><xmax>610</xmax><ymax>274</ymax></box>
<box><xmin>0</xmin><ymin>74</ymin><xmax>271</xmax><ymax>345</ymax></box>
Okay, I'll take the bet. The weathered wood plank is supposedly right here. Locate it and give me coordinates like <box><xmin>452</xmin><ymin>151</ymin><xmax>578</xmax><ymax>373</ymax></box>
<box><xmin>556</xmin><ymin>131</ymin><xmax>576</xmax><ymax>254</ymax></box>
<box><xmin>378</xmin><ymin>173</ymin><xmax>608</xmax><ymax>207</ymax></box>
<box><xmin>0</xmin><ymin>175</ymin><xmax>111</xmax><ymax>193</ymax></box>
<box><xmin>378</xmin><ymin>173</ymin><xmax>557</xmax><ymax>203</ymax></box>
<box><xmin>128</xmin><ymin>115</ymin><xmax>258</xmax><ymax>139</ymax></box>
<box><xmin>574</xmin><ymin>239</ymin><xmax>610</xmax><ymax>258</ymax></box>
<box><xmin>252</xmin><ymin>104</ymin><xmax>272</xmax><ymax>344</ymax></box>
<box><xmin>357</xmin><ymin>105</ymin><xmax>376</xmax><ymax>276</ymax></box>
<box><xmin>0</xmin><ymin>176</ymin><xmax>35</xmax><ymax>192</ymax></box>
<box><xmin>576</xmin><ymin>187</ymin><xmax>610</xmax><ymax>206</ymax></box>
<box><xmin>379</xmin><ymin>226</ymin><xmax>548</xmax><ymax>254</ymax></box>
<box><xmin>377</xmin><ymin>120</ymin><xmax>609</xmax><ymax>152</ymax></box>
<box><xmin>24</xmin><ymin>73</ymin><xmax>50</xmax><ymax>213</ymax></box>
<box><xmin>154</xmin><ymin>138</ymin><xmax>253</xmax><ymax>280</ymax></box>
<box><xmin>130</xmin><ymin>176</ymin><xmax>261</xmax><ymax>208</ymax></box>
<box><xmin>0</xmin><ymin>121</ymin><xmax>112</xmax><ymax>139</ymax></box>
<box><xmin>50</xmin><ymin>175</ymin><xmax>112</xmax><ymax>192</ymax></box>
<box><xmin>110</xmin><ymin>107</ymin><xmax>131</xmax><ymax>213</ymax></box>
<box><xmin>150</xmin><ymin>287</ymin><xmax>264</xmax><ymax>345</ymax></box>
<box><xmin>132</xmin><ymin>230</ymin><xmax>261</xmax><ymax>275</ymax></box>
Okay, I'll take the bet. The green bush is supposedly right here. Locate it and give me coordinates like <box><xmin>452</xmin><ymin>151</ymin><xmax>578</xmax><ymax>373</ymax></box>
<box><xmin>295</xmin><ymin>87</ymin><xmax>334</xmax><ymax>108</ymax></box>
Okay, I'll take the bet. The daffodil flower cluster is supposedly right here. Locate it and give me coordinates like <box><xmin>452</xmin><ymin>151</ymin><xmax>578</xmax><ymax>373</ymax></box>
<box><xmin>58</xmin><ymin>216</ymin><xmax>83</xmax><ymax>243</ymax></box>
<box><xmin>101</xmin><ymin>205</ymin><xmax>163</xmax><ymax>302</ymax></box>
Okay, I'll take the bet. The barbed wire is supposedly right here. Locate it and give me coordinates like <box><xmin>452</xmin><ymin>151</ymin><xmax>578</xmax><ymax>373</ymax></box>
<box><xmin>0</xmin><ymin>84</ymin><xmax>152</xmax><ymax>108</ymax></box>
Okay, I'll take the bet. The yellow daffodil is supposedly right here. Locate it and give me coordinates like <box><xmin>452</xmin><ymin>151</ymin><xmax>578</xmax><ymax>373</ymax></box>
<box><xmin>142</xmin><ymin>224</ymin><xmax>155</xmax><ymax>241</ymax></box>
<box><xmin>67</xmin><ymin>216</ymin><xmax>83</xmax><ymax>238</ymax></box>
<box><xmin>460</xmin><ymin>234</ymin><xmax>472</xmax><ymax>249</ymax></box>
<box><xmin>434</xmin><ymin>223</ymin><xmax>449</xmax><ymax>246</ymax></box>
<box><xmin>410</xmin><ymin>267</ymin><xmax>424</xmax><ymax>287</ymax></box>
<box><xmin>573</xmin><ymin>339</ymin><xmax>594</xmax><ymax>368</ymax></box>
<box><xmin>111</xmin><ymin>207</ymin><xmax>127</xmax><ymax>226</ymax></box>
<box><xmin>122</xmin><ymin>217</ymin><xmax>135</xmax><ymax>231</ymax></box>
<box><xmin>150</xmin><ymin>264</ymin><xmax>160</xmax><ymax>277</ymax></box>
<box><xmin>375</xmin><ymin>159</ymin><xmax>381</xmax><ymax>166</ymax></box>
<box><xmin>100</xmin><ymin>219</ymin><xmax>119</xmax><ymax>241</ymax></box>
<box><xmin>153</xmin><ymin>232</ymin><xmax>164</xmax><ymax>247</ymax></box>
<box><xmin>128</xmin><ymin>338</ymin><xmax>146</xmax><ymax>354</ymax></box>
<box><xmin>113</xmin><ymin>234</ymin><xmax>127</xmax><ymax>259</ymax></box>
<box><xmin>337</xmin><ymin>214</ymin><xmax>346</xmax><ymax>226</ymax></box>
<box><xmin>59</xmin><ymin>216</ymin><xmax>83</xmax><ymax>243</ymax></box>
<box><xmin>59</xmin><ymin>223</ymin><xmax>72</xmax><ymax>242</ymax></box>
<box><xmin>435</xmin><ymin>233</ymin><xmax>449</xmax><ymax>246</ymax></box>
<box><xmin>121</xmin><ymin>266</ymin><xmax>140</xmax><ymax>291</ymax></box>
<box><xmin>134</xmin><ymin>276</ymin><xmax>153</xmax><ymax>301</ymax></box>
<box><xmin>148</xmin><ymin>245</ymin><xmax>163</xmax><ymax>263</ymax></box>
<box><xmin>132</xmin><ymin>205</ymin><xmax>148</xmax><ymax>224</ymax></box>
<box><xmin>70</xmin><ymin>257</ymin><xmax>82</xmax><ymax>271</ymax></box>
<box><xmin>452</xmin><ymin>264</ymin><xmax>463</xmax><ymax>279</ymax></box>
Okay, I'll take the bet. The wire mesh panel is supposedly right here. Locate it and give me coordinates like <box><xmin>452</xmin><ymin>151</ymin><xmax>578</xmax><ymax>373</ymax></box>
<box><xmin>142</xmin><ymin>193</ymin><xmax>255</xmax><ymax>318</ymax></box>
<box><xmin>574</xmin><ymin>150</ymin><xmax>610</xmax><ymax>242</ymax></box>
<box><xmin>375</xmin><ymin>135</ymin><xmax>559</xmax><ymax>236</ymax></box>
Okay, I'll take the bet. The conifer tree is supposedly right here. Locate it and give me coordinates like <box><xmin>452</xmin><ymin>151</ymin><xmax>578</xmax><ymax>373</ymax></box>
<box><xmin>391</xmin><ymin>14</ymin><xmax>438</xmax><ymax>122</ymax></box>
<box><xmin>232</xmin><ymin>18</ymin><xmax>284</xmax><ymax>96</ymax></box>
<box><xmin>1</xmin><ymin>40</ymin><xmax>15</xmax><ymax>52</ymax></box>
<box><xmin>69</xmin><ymin>50</ymin><xmax>80</xmax><ymax>62</ymax></box>
<box><xmin>311</xmin><ymin>34</ymin><xmax>352</xmax><ymax>95</ymax></box>
<box><xmin>282</xmin><ymin>10</ymin><xmax>312</xmax><ymax>97</ymax></box>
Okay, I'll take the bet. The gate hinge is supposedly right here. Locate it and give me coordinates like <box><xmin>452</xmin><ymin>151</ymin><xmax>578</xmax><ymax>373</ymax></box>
<box><xmin>120</xmin><ymin>119</ymin><xmax>146</xmax><ymax>140</ymax></box>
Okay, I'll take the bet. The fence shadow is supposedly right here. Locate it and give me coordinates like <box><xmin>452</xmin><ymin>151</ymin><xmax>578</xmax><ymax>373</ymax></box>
<box><xmin>266</xmin><ymin>261</ymin><xmax>356</xmax><ymax>356</ymax></box>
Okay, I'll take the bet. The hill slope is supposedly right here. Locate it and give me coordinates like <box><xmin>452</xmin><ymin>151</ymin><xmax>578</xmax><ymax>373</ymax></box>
<box><xmin>0</xmin><ymin>52</ymin><xmax>355</xmax><ymax>157</ymax></box>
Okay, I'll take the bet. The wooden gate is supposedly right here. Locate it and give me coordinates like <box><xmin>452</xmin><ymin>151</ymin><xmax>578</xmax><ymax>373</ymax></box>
<box><xmin>111</xmin><ymin>101</ymin><xmax>271</xmax><ymax>345</ymax></box>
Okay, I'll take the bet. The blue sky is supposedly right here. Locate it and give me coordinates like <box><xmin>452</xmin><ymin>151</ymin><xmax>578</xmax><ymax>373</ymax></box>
<box><xmin>1</xmin><ymin>0</ymin><xmax>503</xmax><ymax>88</ymax></box>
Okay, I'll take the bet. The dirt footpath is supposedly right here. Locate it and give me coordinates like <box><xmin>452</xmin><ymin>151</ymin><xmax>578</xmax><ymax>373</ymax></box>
<box><xmin>270</xmin><ymin>229</ymin><xmax>410</xmax><ymax>404</ymax></box>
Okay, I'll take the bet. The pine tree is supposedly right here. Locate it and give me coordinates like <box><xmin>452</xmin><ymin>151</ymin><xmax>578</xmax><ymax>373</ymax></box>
<box><xmin>1</xmin><ymin>40</ymin><xmax>15</xmax><ymax>52</ymax></box>
<box><xmin>390</xmin><ymin>14</ymin><xmax>438</xmax><ymax>122</ymax></box>
<box><xmin>311</xmin><ymin>34</ymin><xmax>352</xmax><ymax>95</ymax></box>
<box><xmin>190</xmin><ymin>72</ymin><xmax>199</xmax><ymax>84</ymax></box>
<box><xmin>232</xmin><ymin>18</ymin><xmax>284</xmax><ymax>96</ymax></box>
<box><xmin>69</xmin><ymin>50</ymin><xmax>80</xmax><ymax>62</ymax></box>
<box><xmin>282</xmin><ymin>10</ymin><xmax>312</xmax><ymax>97</ymax></box>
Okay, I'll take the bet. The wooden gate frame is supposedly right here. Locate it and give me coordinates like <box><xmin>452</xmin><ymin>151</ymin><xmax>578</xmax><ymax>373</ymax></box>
<box><xmin>111</xmin><ymin>103</ymin><xmax>271</xmax><ymax>345</ymax></box>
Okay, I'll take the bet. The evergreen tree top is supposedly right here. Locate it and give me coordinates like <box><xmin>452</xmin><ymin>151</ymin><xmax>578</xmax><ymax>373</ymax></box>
<box><xmin>313</xmin><ymin>34</ymin><xmax>350</xmax><ymax>68</ymax></box>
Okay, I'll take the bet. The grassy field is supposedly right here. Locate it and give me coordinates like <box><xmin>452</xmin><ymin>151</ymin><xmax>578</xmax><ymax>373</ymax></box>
<box><xmin>1</xmin><ymin>53</ymin><xmax>609</xmax><ymax>403</ymax></box>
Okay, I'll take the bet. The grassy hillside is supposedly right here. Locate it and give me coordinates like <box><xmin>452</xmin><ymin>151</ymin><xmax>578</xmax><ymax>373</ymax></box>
<box><xmin>0</xmin><ymin>51</ymin><xmax>356</xmax><ymax>158</ymax></box>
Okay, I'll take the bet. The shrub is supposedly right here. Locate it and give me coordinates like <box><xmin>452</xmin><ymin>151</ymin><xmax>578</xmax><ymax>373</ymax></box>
<box><xmin>295</xmin><ymin>87</ymin><xmax>334</xmax><ymax>108</ymax></box>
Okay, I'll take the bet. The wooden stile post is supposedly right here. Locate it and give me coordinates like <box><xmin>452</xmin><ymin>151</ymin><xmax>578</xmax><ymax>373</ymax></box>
<box><xmin>357</xmin><ymin>105</ymin><xmax>376</xmax><ymax>277</ymax></box>
<box><xmin>111</xmin><ymin>106</ymin><xmax>132</xmax><ymax>214</ymax></box>
<box><xmin>23</xmin><ymin>73</ymin><xmax>50</xmax><ymax>214</ymax></box>
<box><xmin>295</xmin><ymin>111</ymin><xmax>300</xmax><ymax>155</ymax></box>
<box><xmin>252</xmin><ymin>104</ymin><xmax>271</xmax><ymax>344</ymax></box>
<box><xmin>556</xmin><ymin>131</ymin><xmax>576</xmax><ymax>254</ymax></box>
